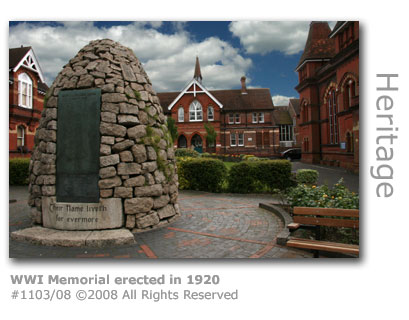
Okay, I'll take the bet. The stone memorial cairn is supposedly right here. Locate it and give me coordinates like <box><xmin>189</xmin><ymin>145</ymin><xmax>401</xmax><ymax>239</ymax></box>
<box><xmin>28</xmin><ymin>39</ymin><xmax>180</xmax><ymax>232</ymax></box>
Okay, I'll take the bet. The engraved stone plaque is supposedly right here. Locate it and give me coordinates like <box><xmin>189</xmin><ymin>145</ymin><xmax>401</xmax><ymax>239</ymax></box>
<box><xmin>56</xmin><ymin>89</ymin><xmax>101</xmax><ymax>203</ymax></box>
<box><xmin>42</xmin><ymin>197</ymin><xmax>123</xmax><ymax>230</ymax></box>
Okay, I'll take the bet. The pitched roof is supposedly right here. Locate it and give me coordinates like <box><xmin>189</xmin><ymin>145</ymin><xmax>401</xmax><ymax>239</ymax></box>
<box><xmin>9</xmin><ymin>46</ymin><xmax>31</xmax><ymax>69</ymax></box>
<box><xmin>272</xmin><ymin>106</ymin><xmax>293</xmax><ymax>125</ymax></box>
<box><xmin>296</xmin><ymin>21</ymin><xmax>335</xmax><ymax>70</ymax></box>
<box><xmin>289</xmin><ymin>98</ymin><xmax>300</xmax><ymax>115</ymax></box>
<box><xmin>158</xmin><ymin>88</ymin><xmax>274</xmax><ymax>114</ymax></box>
<box><xmin>329</xmin><ymin>21</ymin><xmax>347</xmax><ymax>38</ymax></box>
<box><xmin>9</xmin><ymin>46</ymin><xmax>49</xmax><ymax>93</ymax></box>
<box><xmin>37</xmin><ymin>81</ymin><xmax>49</xmax><ymax>93</ymax></box>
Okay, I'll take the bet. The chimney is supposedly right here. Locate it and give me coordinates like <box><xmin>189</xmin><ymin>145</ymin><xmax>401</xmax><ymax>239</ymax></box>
<box><xmin>241</xmin><ymin>76</ymin><xmax>247</xmax><ymax>94</ymax></box>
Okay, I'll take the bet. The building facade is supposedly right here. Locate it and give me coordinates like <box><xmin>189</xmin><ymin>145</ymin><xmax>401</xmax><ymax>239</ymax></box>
<box><xmin>9</xmin><ymin>46</ymin><xmax>48</xmax><ymax>158</ymax></box>
<box><xmin>158</xmin><ymin>58</ymin><xmax>282</xmax><ymax>157</ymax></box>
<box><xmin>295</xmin><ymin>21</ymin><xmax>359</xmax><ymax>172</ymax></box>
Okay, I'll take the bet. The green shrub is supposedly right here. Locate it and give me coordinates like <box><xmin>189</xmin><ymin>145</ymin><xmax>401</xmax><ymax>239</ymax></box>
<box><xmin>286</xmin><ymin>179</ymin><xmax>359</xmax><ymax>245</ymax></box>
<box><xmin>242</xmin><ymin>154</ymin><xmax>255</xmax><ymax>161</ymax></box>
<box><xmin>227</xmin><ymin>160</ymin><xmax>292</xmax><ymax>193</ymax></box>
<box><xmin>227</xmin><ymin>162</ymin><xmax>259</xmax><ymax>193</ymax></box>
<box><xmin>175</xmin><ymin>148</ymin><xmax>200</xmax><ymax>158</ymax></box>
<box><xmin>286</xmin><ymin>179</ymin><xmax>359</xmax><ymax>209</ymax></box>
<box><xmin>200</xmin><ymin>152</ymin><xmax>211</xmax><ymax>158</ymax></box>
<box><xmin>296</xmin><ymin>169</ymin><xmax>319</xmax><ymax>185</ymax></box>
<box><xmin>10</xmin><ymin>158</ymin><xmax>30</xmax><ymax>185</ymax></box>
<box><xmin>177</xmin><ymin>157</ymin><xmax>227</xmax><ymax>192</ymax></box>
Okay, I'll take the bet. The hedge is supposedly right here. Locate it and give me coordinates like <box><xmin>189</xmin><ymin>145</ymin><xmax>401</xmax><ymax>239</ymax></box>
<box><xmin>296</xmin><ymin>169</ymin><xmax>319</xmax><ymax>185</ymax></box>
<box><xmin>227</xmin><ymin>160</ymin><xmax>293</xmax><ymax>193</ymax></box>
<box><xmin>10</xmin><ymin>158</ymin><xmax>30</xmax><ymax>185</ymax></box>
<box><xmin>175</xmin><ymin>148</ymin><xmax>200</xmax><ymax>158</ymax></box>
<box><xmin>177</xmin><ymin>157</ymin><xmax>227</xmax><ymax>192</ymax></box>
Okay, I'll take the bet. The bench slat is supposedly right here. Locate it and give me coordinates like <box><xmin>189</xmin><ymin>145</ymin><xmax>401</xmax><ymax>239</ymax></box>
<box><xmin>287</xmin><ymin>223</ymin><xmax>300</xmax><ymax>230</ymax></box>
<box><xmin>293</xmin><ymin>216</ymin><xmax>359</xmax><ymax>228</ymax></box>
<box><xmin>287</xmin><ymin>237</ymin><xmax>359</xmax><ymax>255</ymax></box>
<box><xmin>293</xmin><ymin>207</ymin><xmax>359</xmax><ymax>218</ymax></box>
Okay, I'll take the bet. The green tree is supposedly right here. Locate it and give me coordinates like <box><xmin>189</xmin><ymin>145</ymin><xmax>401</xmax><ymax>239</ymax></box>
<box><xmin>204</xmin><ymin>123</ymin><xmax>217</xmax><ymax>147</ymax></box>
<box><xmin>166</xmin><ymin>116</ymin><xmax>178</xmax><ymax>143</ymax></box>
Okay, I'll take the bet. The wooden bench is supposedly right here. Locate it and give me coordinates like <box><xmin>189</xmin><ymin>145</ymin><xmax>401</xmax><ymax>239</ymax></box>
<box><xmin>286</xmin><ymin>207</ymin><xmax>359</xmax><ymax>257</ymax></box>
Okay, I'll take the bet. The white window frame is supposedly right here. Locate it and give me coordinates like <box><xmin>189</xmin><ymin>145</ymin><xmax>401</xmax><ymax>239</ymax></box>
<box><xmin>228</xmin><ymin>113</ymin><xmax>234</xmax><ymax>124</ymax></box>
<box><xmin>328</xmin><ymin>91</ymin><xmax>339</xmax><ymax>144</ymax></box>
<box><xmin>17</xmin><ymin>125</ymin><xmax>25</xmax><ymax>147</ymax></box>
<box><xmin>238</xmin><ymin>133</ymin><xmax>244</xmax><ymax>146</ymax></box>
<box><xmin>18</xmin><ymin>73</ymin><xmax>33</xmax><ymax>109</ymax></box>
<box><xmin>280</xmin><ymin>125</ymin><xmax>293</xmax><ymax>142</ymax></box>
<box><xmin>258</xmin><ymin>112</ymin><xmax>264</xmax><ymax>123</ymax></box>
<box><xmin>235</xmin><ymin>113</ymin><xmax>240</xmax><ymax>124</ymax></box>
<box><xmin>252</xmin><ymin>112</ymin><xmax>258</xmax><ymax>123</ymax></box>
<box><xmin>207</xmin><ymin>106</ymin><xmax>214</xmax><ymax>121</ymax></box>
<box><xmin>189</xmin><ymin>100</ymin><xmax>203</xmax><ymax>122</ymax></box>
<box><xmin>178</xmin><ymin>107</ymin><xmax>184</xmax><ymax>122</ymax></box>
<box><xmin>230</xmin><ymin>133</ymin><xmax>237</xmax><ymax>146</ymax></box>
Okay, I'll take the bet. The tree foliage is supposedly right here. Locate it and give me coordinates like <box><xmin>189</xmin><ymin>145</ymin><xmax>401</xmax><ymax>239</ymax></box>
<box><xmin>166</xmin><ymin>116</ymin><xmax>178</xmax><ymax>143</ymax></box>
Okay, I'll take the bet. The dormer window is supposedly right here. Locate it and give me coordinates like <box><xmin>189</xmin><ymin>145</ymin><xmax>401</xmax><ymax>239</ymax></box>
<box><xmin>207</xmin><ymin>106</ymin><xmax>214</xmax><ymax>121</ymax></box>
<box><xmin>18</xmin><ymin>73</ymin><xmax>33</xmax><ymax>109</ymax></box>
<box><xmin>189</xmin><ymin>100</ymin><xmax>203</xmax><ymax>121</ymax></box>
<box><xmin>178</xmin><ymin>106</ymin><xmax>184</xmax><ymax>122</ymax></box>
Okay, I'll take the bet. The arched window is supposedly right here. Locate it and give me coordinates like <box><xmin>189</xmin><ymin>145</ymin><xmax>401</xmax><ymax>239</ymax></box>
<box><xmin>178</xmin><ymin>107</ymin><xmax>184</xmax><ymax>122</ymax></box>
<box><xmin>207</xmin><ymin>106</ymin><xmax>214</xmax><ymax>121</ymax></box>
<box><xmin>344</xmin><ymin>80</ymin><xmax>355</xmax><ymax>109</ymax></box>
<box><xmin>189</xmin><ymin>100</ymin><xmax>203</xmax><ymax>121</ymax></box>
<box><xmin>18</xmin><ymin>73</ymin><xmax>33</xmax><ymax>109</ymax></box>
<box><xmin>17</xmin><ymin>125</ymin><xmax>25</xmax><ymax>147</ymax></box>
<box><xmin>178</xmin><ymin>135</ymin><xmax>187</xmax><ymax>148</ymax></box>
<box><xmin>328</xmin><ymin>90</ymin><xmax>339</xmax><ymax>144</ymax></box>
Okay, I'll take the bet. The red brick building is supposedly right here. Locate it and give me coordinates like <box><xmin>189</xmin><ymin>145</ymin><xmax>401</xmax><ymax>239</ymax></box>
<box><xmin>295</xmin><ymin>21</ymin><xmax>359</xmax><ymax>172</ymax></box>
<box><xmin>158</xmin><ymin>57</ymin><xmax>282</xmax><ymax>157</ymax></box>
<box><xmin>9</xmin><ymin>46</ymin><xmax>48</xmax><ymax>158</ymax></box>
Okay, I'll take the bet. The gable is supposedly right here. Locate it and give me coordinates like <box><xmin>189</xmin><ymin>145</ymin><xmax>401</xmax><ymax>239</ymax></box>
<box><xmin>167</xmin><ymin>79</ymin><xmax>223</xmax><ymax>111</ymax></box>
<box><xmin>11</xmin><ymin>47</ymin><xmax>45</xmax><ymax>83</ymax></box>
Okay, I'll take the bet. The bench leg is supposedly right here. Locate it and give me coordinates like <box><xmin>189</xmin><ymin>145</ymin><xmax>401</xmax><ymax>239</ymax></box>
<box><xmin>314</xmin><ymin>226</ymin><xmax>320</xmax><ymax>258</ymax></box>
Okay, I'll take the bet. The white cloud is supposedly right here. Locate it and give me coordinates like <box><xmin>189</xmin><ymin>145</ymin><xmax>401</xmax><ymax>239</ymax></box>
<box><xmin>9</xmin><ymin>22</ymin><xmax>252</xmax><ymax>92</ymax></box>
<box><xmin>272</xmin><ymin>94</ymin><xmax>295</xmax><ymax>106</ymax></box>
<box><xmin>229</xmin><ymin>21</ymin><xmax>312</xmax><ymax>55</ymax></box>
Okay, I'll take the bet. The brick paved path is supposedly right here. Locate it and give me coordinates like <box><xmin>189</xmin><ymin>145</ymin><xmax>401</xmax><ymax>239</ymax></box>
<box><xmin>9</xmin><ymin>187</ymin><xmax>312</xmax><ymax>258</ymax></box>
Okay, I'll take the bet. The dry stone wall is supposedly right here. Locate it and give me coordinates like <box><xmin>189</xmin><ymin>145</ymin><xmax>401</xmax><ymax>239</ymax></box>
<box><xmin>28</xmin><ymin>39</ymin><xmax>180</xmax><ymax>232</ymax></box>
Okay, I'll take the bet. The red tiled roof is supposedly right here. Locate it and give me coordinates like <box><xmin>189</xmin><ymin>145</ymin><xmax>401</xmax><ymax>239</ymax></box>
<box><xmin>272</xmin><ymin>106</ymin><xmax>293</xmax><ymax>125</ymax></box>
<box><xmin>296</xmin><ymin>22</ymin><xmax>335</xmax><ymax>70</ymax></box>
<box><xmin>157</xmin><ymin>88</ymin><xmax>274</xmax><ymax>114</ymax></box>
<box><xmin>329</xmin><ymin>21</ymin><xmax>346</xmax><ymax>38</ymax></box>
<box><xmin>289</xmin><ymin>98</ymin><xmax>300</xmax><ymax>115</ymax></box>
<box><xmin>9</xmin><ymin>46</ymin><xmax>31</xmax><ymax>69</ymax></box>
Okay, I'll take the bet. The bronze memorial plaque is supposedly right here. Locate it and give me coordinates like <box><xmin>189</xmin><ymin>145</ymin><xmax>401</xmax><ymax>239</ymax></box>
<box><xmin>56</xmin><ymin>89</ymin><xmax>101</xmax><ymax>203</ymax></box>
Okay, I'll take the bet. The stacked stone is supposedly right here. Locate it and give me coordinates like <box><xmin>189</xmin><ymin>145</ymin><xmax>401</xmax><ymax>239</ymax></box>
<box><xmin>28</xmin><ymin>39</ymin><xmax>180</xmax><ymax>232</ymax></box>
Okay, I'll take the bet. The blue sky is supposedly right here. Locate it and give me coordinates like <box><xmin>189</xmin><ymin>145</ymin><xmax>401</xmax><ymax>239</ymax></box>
<box><xmin>9</xmin><ymin>21</ymin><xmax>333</xmax><ymax>105</ymax></box>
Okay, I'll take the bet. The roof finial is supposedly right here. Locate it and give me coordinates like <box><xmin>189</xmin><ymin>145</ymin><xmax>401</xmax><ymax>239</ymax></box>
<box><xmin>194</xmin><ymin>56</ymin><xmax>202</xmax><ymax>83</ymax></box>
